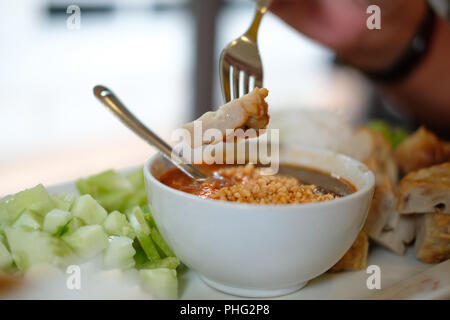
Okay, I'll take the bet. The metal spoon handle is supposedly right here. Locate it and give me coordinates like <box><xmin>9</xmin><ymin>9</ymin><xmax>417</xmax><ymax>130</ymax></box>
<box><xmin>93</xmin><ymin>85</ymin><xmax>207</xmax><ymax>180</ymax></box>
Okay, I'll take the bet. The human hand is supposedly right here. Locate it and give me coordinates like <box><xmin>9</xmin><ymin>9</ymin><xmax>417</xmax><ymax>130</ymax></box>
<box><xmin>270</xmin><ymin>0</ymin><xmax>427</xmax><ymax>71</ymax></box>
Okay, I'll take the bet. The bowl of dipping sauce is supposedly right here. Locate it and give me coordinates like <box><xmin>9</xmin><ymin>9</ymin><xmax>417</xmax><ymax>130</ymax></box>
<box><xmin>143</xmin><ymin>146</ymin><xmax>375</xmax><ymax>297</ymax></box>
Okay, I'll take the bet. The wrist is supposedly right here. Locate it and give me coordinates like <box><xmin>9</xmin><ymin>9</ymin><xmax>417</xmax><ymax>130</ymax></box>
<box><xmin>380</xmin><ymin>16</ymin><xmax>450</xmax><ymax>135</ymax></box>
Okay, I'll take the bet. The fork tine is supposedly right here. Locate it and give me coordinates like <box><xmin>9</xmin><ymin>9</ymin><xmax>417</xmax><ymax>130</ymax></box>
<box><xmin>232</xmin><ymin>67</ymin><xmax>240</xmax><ymax>100</ymax></box>
<box><xmin>254</xmin><ymin>76</ymin><xmax>263</xmax><ymax>90</ymax></box>
<box><xmin>248</xmin><ymin>76</ymin><xmax>255</xmax><ymax>91</ymax></box>
<box><xmin>220</xmin><ymin>60</ymin><xmax>231</xmax><ymax>103</ymax></box>
<box><xmin>243</xmin><ymin>72</ymin><xmax>249</xmax><ymax>95</ymax></box>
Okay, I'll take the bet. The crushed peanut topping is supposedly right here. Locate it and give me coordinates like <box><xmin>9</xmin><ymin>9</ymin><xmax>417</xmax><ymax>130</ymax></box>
<box><xmin>211</xmin><ymin>164</ymin><xmax>337</xmax><ymax>204</ymax></box>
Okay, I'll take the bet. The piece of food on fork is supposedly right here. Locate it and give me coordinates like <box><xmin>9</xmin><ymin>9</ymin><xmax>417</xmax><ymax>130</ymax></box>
<box><xmin>182</xmin><ymin>88</ymin><xmax>269</xmax><ymax>148</ymax></box>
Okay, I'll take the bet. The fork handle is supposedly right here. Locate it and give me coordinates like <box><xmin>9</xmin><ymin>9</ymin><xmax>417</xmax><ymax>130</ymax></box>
<box><xmin>256</xmin><ymin>0</ymin><xmax>271</xmax><ymax>12</ymax></box>
<box><xmin>246</xmin><ymin>0</ymin><xmax>271</xmax><ymax>40</ymax></box>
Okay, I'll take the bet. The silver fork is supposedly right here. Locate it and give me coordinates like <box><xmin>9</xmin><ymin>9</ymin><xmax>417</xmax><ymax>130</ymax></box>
<box><xmin>219</xmin><ymin>0</ymin><xmax>271</xmax><ymax>103</ymax></box>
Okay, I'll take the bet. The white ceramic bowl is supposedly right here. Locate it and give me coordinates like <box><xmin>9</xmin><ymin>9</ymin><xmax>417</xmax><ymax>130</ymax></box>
<box><xmin>144</xmin><ymin>146</ymin><xmax>375</xmax><ymax>297</ymax></box>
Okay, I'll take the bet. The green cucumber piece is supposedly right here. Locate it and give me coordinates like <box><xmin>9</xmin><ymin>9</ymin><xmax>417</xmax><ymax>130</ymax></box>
<box><xmin>94</xmin><ymin>191</ymin><xmax>131</xmax><ymax>213</ymax></box>
<box><xmin>0</xmin><ymin>195</ymin><xmax>14</xmax><ymax>225</ymax></box>
<box><xmin>71</xmin><ymin>194</ymin><xmax>107</xmax><ymax>225</ymax></box>
<box><xmin>139</xmin><ymin>257</ymin><xmax>180</xmax><ymax>270</ymax></box>
<box><xmin>43</xmin><ymin>209</ymin><xmax>72</xmax><ymax>236</ymax></box>
<box><xmin>133</xmin><ymin>246</ymin><xmax>149</xmax><ymax>268</ymax></box>
<box><xmin>126</xmin><ymin>207</ymin><xmax>160</xmax><ymax>262</ymax></box>
<box><xmin>144</xmin><ymin>212</ymin><xmax>157</xmax><ymax>229</ymax></box>
<box><xmin>103</xmin><ymin>211</ymin><xmax>135</xmax><ymax>239</ymax></box>
<box><xmin>51</xmin><ymin>193</ymin><xmax>76</xmax><ymax>211</ymax></box>
<box><xmin>76</xmin><ymin>168</ymin><xmax>148</xmax><ymax>212</ymax></box>
<box><xmin>124</xmin><ymin>168</ymin><xmax>147</xmax><ymax>209</ymax></box>
<box><xmin>77</xmin><ymin>170</ymin><xmax>134</xmax><ymax>194</ymax></box>
<box><xmin>12</xmin><ymin>210</ymin><xmax>43</xmax><ymax>231</ymax></box>
<box><xmin>140</xmin><ymin>268</ymin><xmax>178</xmax><ymax>300</ymax></box>
<box><xmin>0</xmin><ymin>185</ymin><xmax>54</xmax><ymax>224</ymax></box>
<box><xmin>61</xmin><ymin>217</ymin><xmax>84</xmax><ymax>237</ymax></box>
<box><xmin>126</xmin><ymin>168</ymin><xmax>145</xmax><ymax>190</ymax></box>
<box><xmin>76</xmin><ymin>170</ymin><xmax>134</xmax><ymax>212</ymax></box>
<box><xmin>5</xmin><ymin>227</ymin><xmax>74</xmax><ymax>271</ymax></box>
<box><xmin>123</xmin><ymin>190</ymin><xmax>147</xmax><ymax>211</ymax></box>
<box><xmin>150</xmin><ymin>228</ymin><xmax>175</xmax><ymax>257</ymax></box>
<box><xmin>0</xmin><ymin>241</ymin><xmax>13</xmax><ymax>269</ymax></box>
<box><xmin>140</xmin><ymin>204</ymin><xmax>151</xmax><ymax>214</ymax></box>
<box><xmin>62</xmin><ymin>225</ymin><xmax>108</xmax><ymax>260</ymax></box>
<box><xmin>103</xmin><ymin>236</ymin><xmax>136</xmax><ymax>270</ymax></box>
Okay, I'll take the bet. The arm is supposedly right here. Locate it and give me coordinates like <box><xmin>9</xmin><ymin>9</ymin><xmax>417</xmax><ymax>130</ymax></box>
<box><xmin>270</xmin><ymin>0</ymin><xmax>450</xmax><ymax>134</ymax></box>
<box><xmin>381</xmin><ymin>16</ymin><xmax>450</xmax><ymax>134</ymax></box>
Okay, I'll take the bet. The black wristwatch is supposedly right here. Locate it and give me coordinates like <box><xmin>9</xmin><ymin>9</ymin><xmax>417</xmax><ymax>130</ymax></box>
<box><xmin>363</xmin><ymin>2</ymin><xmax>437</xmax><ymax>83</ymax></box>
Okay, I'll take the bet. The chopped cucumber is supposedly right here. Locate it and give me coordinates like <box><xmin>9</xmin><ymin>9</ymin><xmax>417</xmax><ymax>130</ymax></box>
<box><xmin>141</xmin><ymin>204</ymin><xmax>151</xmax><ymax>214</ymax></box>
<box><xmin>0</xmin><ymin>195</ymin><xmax>13</xmax><ymax>224</ymax></box>
<box><xmin>103</xmin><ymin>211</ymin><xmax>135</xmax><ymax>239</ymax></box>
<box><xmin>43</xmin><ymin>209</ymin><xmax>72</xmax><ymax>236</ymax></box>
<box><xmin>62</xmin><ymin>225</ymin><xmax>108</xmax><ymax>260</ymax></box>
<box><xmin>61</xmin><ymin>217</ymin><xmax>84</xmax><ymax>237</ymax></box>
<box><xmin>0</xmin><ymin>172</ymin><xmax>179</xmax><ymax>305</ymax></box>
<box><xmin>95</xmin><ymin>191</ymin><xmax>132</xmax><ymax>213</ymax></box>
<box><xmin>71</xmin><ymin>194</ymin><xmax>107</xmax><ymax>225</ymax></box>
<box><xmin>140</xmin><ymin>257</ymin><xmax>180</xmax><ymax>270</ymax></box>
<box><xmin>78</xmin><ymin>170</ymin><xmax>134</xmax><ymax>194</ymax></box>
<box><xmin>51</xmin><ymin>193</ymin><xmax>76</xmax><ymax>211</ymax></box>
<box><xmin>126</xmin><ymin>168</ymin><xmax>145</xmax><ymax>190</ymax></box>
<box><xmin>127</xmin><ymin>207</ymin><xmax>160</xmax><ymax>262</ymax></box>
<box><xmin>133</xmin><ymin>246</ymin><xmax>150</xmax><ymax>268</ymax></box>
<box><xmin>76</xmin><ymin>170</ymin><xmax>134</xmax><ymax>212</ymax></box>
<box><xmin>144</xmin><ymin>211</ymin><xmax>157</xmax><ymax>229</ymax></box>
<box><xmin>140</xmin><ymin>268</ymin><xmax>178</xmax><ymax>300</ymax></box>
<box><xmin>5</xmin><ymin>227</ymin><xmax>74</xmax><ymax>271</ymax></box>
<box><xmin>0</xmin><ymin>241</ymin><xmax>13</xmax><ymax>269</ymax></box>
<box><xmin>123</xmin><ymin>190</ymin><xmax>148</xmax><ymax>211</ymax></box>
<box><xmin>127</xmin><ymin>207</ymin><xmax>149</xmax><ymax>234</ymax></box>
<box><xmin>0</xmin><ymin>185</ymin><xmax>54</xmax><ymax>224</ymax></box>
<box><xmin>12</xmin><ymin>210</ymin><xmax>42</xmax><ymax>231</ymax></box>
<box><xmin>124</xmin><ymin>169</ymin><xmax>147</xmax><ymax>209</ymax></box>
<box><xmin>0</xmin><ymin>169</ymin><xmax>178</xmax><ymax>303</ymax></box>
<box><xmin>103</xmin><ymin>236</ymin><xmax>136</xmax><ymax>270</ymax></box>
<box><xmin>150</xmin><ymin>228</ymin><xmax>175</xmax><ymax>257</ymax></box>
<box><xmin>77</xmin><ymin>168</ymin><xmax>148</xmax><ymax>212</ymax></box>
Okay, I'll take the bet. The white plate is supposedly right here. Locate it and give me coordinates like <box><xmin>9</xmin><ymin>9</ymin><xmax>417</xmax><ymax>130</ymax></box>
<box><xmin>4</xmin><ymin>177</ymin><xmax>428</xmax><ymax>300</ymax></box>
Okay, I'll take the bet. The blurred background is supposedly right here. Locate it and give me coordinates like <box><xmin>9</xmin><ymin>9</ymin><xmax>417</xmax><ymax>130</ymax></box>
<box><xmin>3</xmin><ymin>0</ymin><xmax>434</xmax><ymax>195</ymax></box>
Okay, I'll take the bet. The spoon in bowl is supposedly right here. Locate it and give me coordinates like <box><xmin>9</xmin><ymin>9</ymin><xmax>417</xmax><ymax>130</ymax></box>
<box><xmin>93</xmin><ymin>85</ymin><xmax>208</xmax><ymax>181</ymax></box>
